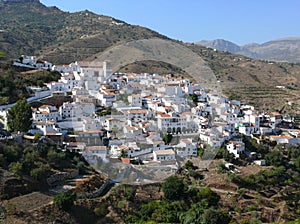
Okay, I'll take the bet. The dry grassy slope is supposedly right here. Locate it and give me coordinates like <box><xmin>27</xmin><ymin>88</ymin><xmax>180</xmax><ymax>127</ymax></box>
<box><xmin>186</xmin><ymin>43</ymin><xmax>300</xmax><ymax>112</ymax></box>
<box><xmin>92</xmin><ymin>38</ymin><xmax>217</xmax><ymax>89</ymax></box>
<box><xmin>42</xmin><ymin>24</ymin><xmax>167</xmax><ymax>64</ymax></box>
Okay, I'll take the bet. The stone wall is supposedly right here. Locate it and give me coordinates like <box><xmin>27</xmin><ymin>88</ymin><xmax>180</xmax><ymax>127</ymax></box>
<box><xmin>47</xmin><ymin>169</ymin><xmax>79</xmax><ymax>186</ymax></box>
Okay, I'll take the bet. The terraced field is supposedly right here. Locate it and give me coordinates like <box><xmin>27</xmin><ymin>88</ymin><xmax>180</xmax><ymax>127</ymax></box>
<box><xmin>226</xmin><ymin>86</ymin><xmax>296</xmax><ymax>111</ymax></box>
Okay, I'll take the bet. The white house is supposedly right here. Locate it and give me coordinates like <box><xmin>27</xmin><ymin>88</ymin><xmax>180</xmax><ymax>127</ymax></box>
<box><xmin>97</xmin><ymin>90</ymin><xmax>116</xmax><ymax>107</ymax></box>
<box><xmin>59</xmin><ymin>102</ymin><xmax>83</xmax><ymax>120</ymax></box>
<box><xmin>153</xmin><ymin>149</ymin><xmax>176</xmax><ymax>161</ymax></box>
<box><xmin>110</xmin><ymin>145</ymin><xmax>126</xmax><ymax>158</ymax></box>
<box><xmin>146</xmin><ymin>132</ymin><xmax>163</xmax><ymax>144</ymax></box>
<box><xmin>123</xmin><ymin>126</ymin><xmax>143</xmax><ymax>138</ymax></box>
<box><xmin>32</xmin><ymin>105</ymin><xmax>61</xmax><ymax>122</ymax></box>
<box><xmin>238</xmin><ymin>123</ymin><xmax>256</xmax><ymax>136</ymax></box>
<box><xmin>254</xmin><ymin>160</ymin><xmax>266</xmax><ymax>166</ymax></box>
<box><xmin>77</xmin><ymin>130</ymin><xmax>104</xmax><ymax>146</ymax></box>
<box><xmin>269</xmin><ymin>135</ymin><xmax>300</xmax><ymax>145</ymax></box>
<box><xmin>128</xmin><ymin>94</ymin><xmax>142</xmax><ymax>107</ymax></box>
<box><xmin>152</xmin><ymin>140</ymin><xmax>168</xmax><ymax>151</ymax></box>
<box><xmin>157</xmin><ymin>85</ymin><xmax>183</xmax><ymax>97</ymax></box>
<box><xmin>174</xmin><ymin>139</ymin><xmax>198</xmax><ymax>158</ymax></box>
<box><xmin>46</xmin><ymin>81</ymin><xmax>66</xmax><ymax>92</ymax></box>
<box><xmin>269</xmin><ymin>112</ymin><xmax>282</xmax><ymax>125</ymax></box>
<box><xmin>104</xmin><ymin>117</ymin><xmax>125</xmax><ymax>132</ymax></box>
<box><xmin>125</xmin><ymin>109</ymin><xmax>151</xmax><ymax>122</ymax></box>
<box><xmin>199</xmin><ymin>131</ymin><xmax>223</xmax><ymax>148</ymax></box>
<box><xmin>288</xmin><ymin>129</ymin><xmax>300</xmax><ymax>138</ymax></box>
<box><xmin>83</xmin><ymin>146</ymin><xmax>108</xmax><ymax>165</ymax></box>
<box><xmin>53</xmin><ymin>65</ymin><xmax>73</xmax><ymax>73</ymax></box>
<box><xmin>72</xmin><ymin>87</ymin><xmax>89</xmax><ymax>96</ymax></box>
<box><xmin>82</xmin><ymin>118</ymin><xmax>102</xmax><ymax>132</ymax></box>
<box><xmin>31</xmin><ymin>120</ymin><xmax>61</xmax><ymax>136</ymax></box>
<box><xmin>59</xmin><ymin>72</ymin><xmax>82</xmax><ymax>91</ymax></box>
<box><xmin>226</xmin><ymin>141</ymin><xmax>246</xmax><ymax>158</ymax></box>
<box><xmin>14</xmin><ymin>55</ymin><xmax>52</xmax><ymax>70</ymax></box>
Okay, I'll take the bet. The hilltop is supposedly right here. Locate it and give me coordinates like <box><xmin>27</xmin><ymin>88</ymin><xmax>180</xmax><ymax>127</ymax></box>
<box><xmin>0</xmin><ymin>0</ymin><xmax>167</xmax><ymax>64</ymax></box>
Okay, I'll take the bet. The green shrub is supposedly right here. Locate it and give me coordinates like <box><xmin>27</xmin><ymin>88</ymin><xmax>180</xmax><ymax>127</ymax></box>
<box><xmin>162</xmin><ymin>175</ymin><xmax>186</xmax><ymax>200</ymax></box>
<box><xmin>53</xmin><ymin>191</ymin><xmax>76</xmax><ymax>211</ymax></box>
<box><xmin>94</xmin><ymin>203</ymin><xmax>108</xmax><ymax>217</ymax></box>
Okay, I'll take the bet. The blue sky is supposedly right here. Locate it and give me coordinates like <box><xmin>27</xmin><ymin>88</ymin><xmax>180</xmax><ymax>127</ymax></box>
<box><xmin>40</xmin><ymin>0</ymin><xmax>300</xmax><ymax>45</ymax></box>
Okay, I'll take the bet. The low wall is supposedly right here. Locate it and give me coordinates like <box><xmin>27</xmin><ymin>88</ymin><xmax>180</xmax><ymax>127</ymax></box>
<box><xmin>47</xmin><ymin>169</ymin><xmax>79</xmax><ymax>186</ymax></box>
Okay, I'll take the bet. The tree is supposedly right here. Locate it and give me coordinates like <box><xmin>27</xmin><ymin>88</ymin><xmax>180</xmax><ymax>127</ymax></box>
<box><xmin>53</xmin><ymin>191</ymin><xmax>76</xmax><ymax>211</ymax></box>
<box><xmin>196</xmin><ymin>187</ymin><xmax>220</xmax><ymax>207</ymax></box>
<box><xmin>265</xmin><ymin>151</ymin><xmax>285</xmax><ymax>167</ymax></box>
<box><xmin>9</xmin><ymin>162</ymin><xmax>23</xmax><ymax>177</ymax></box>
<box><xmin>7</xmin><ymin>99</ymin><xmax>32</xmax><ymax>133</ymax></box>
<box><xmin>0</xmin><ymin>51</ymin><xmax>5</xmax><ymax>60</ymax></box>
<box><xmin>33</xmin><ymin>132</ymin><xmax>42</xmax><ymax>142</ymax></box>
<box><xmin>47</xmin><ymin>149</ymin><xmax>65</xmax><ymax>165</ymax></box>
<box><xmin>30</xmin><ymin>163</ymin><xmax>51</xmax><ymax>180</ymax></box>
<box><xmin>201</xmin><ymin>207</ymin><xmax>231</xmax><ymax>224</ymax></box>
<box><xmin>180</xmin><ymin>201</ymin><xmax>208</xmax><ymax>224</ymax></box>
<box><xmin>162</xmin><ymin>175</ymin><xmax>186</xmax><ymax>200</ymax></box>
<box><xmin>188</xmin><ymin>94</ymin><xmax>198</xmax><ymax>105</ymax></box>
<box><xmin>294</xmin><ymin>156</ymin><xmax>300</xmax><ymax>172</ymax></box>
<box><xmin>184</xmin><ymin>160</ymin><xmax>195</xmax><ymax>170</ymax></box>
<box><xmin>163</xmin><ymin>133</ymin><xmax>173</xmax><ymax>144</ymax></box>
<box><xmin>94</xmin><ymin>203</ymin><xmax>109</xmax><ymax>217</ymax></box>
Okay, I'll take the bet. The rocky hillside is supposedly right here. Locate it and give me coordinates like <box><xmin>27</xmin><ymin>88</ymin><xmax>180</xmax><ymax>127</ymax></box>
<box><xmin>0</xmin><ymin>0</ymin><xmax>168</xmax><ymax>64</ymax></box>
<box><xmin>197</xmin><ymin>37</ymin><xmax>300</xmax><ymax>63</ymax></box>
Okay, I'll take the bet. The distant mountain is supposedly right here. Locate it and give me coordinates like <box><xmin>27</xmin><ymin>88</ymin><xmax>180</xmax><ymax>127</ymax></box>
<box><xmin>197</xmin><ymin>39</ymin><xmax>241</xmax><ymax>53</ymax></box>
<box><xmin>197</xmin><ymin>37</ymin><xmax>300</xmax><ymax>63</ymax></box>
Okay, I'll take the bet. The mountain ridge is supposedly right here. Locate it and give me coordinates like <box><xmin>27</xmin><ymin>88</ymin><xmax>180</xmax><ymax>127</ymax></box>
<box><xmin>197</xmin><ymin>37</ymin><xmax>300</xmax><ymax>63</ymax></box>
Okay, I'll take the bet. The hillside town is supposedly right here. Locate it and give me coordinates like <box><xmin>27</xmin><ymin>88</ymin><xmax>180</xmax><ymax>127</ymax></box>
<box><xmin>2</xmin><ymin>55</ymin><xmax>300</xmax><ymax>179</ymax></box>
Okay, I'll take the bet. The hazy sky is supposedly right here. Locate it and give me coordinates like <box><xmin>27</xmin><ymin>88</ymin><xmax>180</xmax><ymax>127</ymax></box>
<box><xmin>40</xmin><ymin>0</ymin><xmax>300</xmax><ymax>45</ymax></box>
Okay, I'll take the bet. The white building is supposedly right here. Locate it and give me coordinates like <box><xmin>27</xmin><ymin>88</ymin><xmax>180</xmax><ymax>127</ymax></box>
<box><xmin>128</xmin><ymin>94</ymin><xmax>142</xmax><ymax>107</ymax></box>
<box><xmin>157</xmin><ymin>112</ymin><xmax>187</xmax><ymax>133</ymax></box>
<box><xmin>269</xmin><ymin>135</ymin><xmax>300</xmax><ymax>145</ymax></box>
<box><xmin>46</xmin><ymin>82</ymin><xmax>66</xmax><ymax>92</ymax></box>
<box><xmin>238</xmin><ymin>124</ymin><xmax>256</xmax><ymax>136</ymax></box>
<box><xmin>59</xmin><ymin>102</ymin><xmax>83</xmax><ymax>120</ymax></box>
<box><xmin>157</xmin><ymin>85</ymin><xmax>183</xmax><ymax>97</ymax></box>
<box><xmin>83</xmin><ymin>146</ymin><xmax>108</xmax><ymax>165</ymax></box>
<box><xmin>14</xmin><ymin>55</ymin><xmax>53</xmax><ymax>70</ymax></box>
<box><xmin>104</xmin><ymin>117</ymin><xmax>125</xmax><ymax>132</ymax></box>
<box><xmin>174</xmin><ymin>139</ymin><xmax>198</xmax><ymax>158</ymax></box>
<box><xmin>153</xmin><ymin>149</ymin><xmax>176</xmax><ymax>161</ymax></box>
<box><xmin>226</xmin><ymin>141</ymin><xmax>245</xmax><ymax>158</ymax></box>
<box><xmin>125</xmin><ymin>109</ymin><xmax>151</xmax><ymax>122</ymax></box>
<box><xmin>31</xmin><ymin>120</ymin><xmax>61</xmax><ymax>136</ymax></box>
<box><xmin>97</xmin><ymin>90</ymin><xmax>116</xmax><ymax>107</ymax></box>
<box><xmin>32</xmin><ymin>105</ymin><xmax>61</xmax><ymax>122</ymax></box>
<box><xmin>82</xmin><ymin>118</ymin><xmax>102</xmax><ymax>132</ymax></box>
